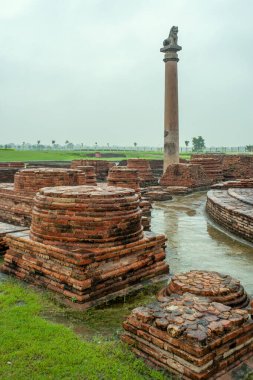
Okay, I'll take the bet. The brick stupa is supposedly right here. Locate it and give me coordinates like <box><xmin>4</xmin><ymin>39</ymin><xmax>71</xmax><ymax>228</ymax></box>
<box><xmin>2</xmin><ymin>185</ymin><xmax>169</xmax><ymax>309</ymax></box>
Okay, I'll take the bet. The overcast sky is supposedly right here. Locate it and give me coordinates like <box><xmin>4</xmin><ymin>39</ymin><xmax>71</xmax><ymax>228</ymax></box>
<box><xmin>0</xmin><ymin>0</ymin><xmax>253</xmax><ymax>147</ymax></box>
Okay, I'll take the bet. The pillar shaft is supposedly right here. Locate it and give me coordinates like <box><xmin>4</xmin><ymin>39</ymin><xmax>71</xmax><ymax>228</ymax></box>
<box><xmin>164</xmin><ymin>60</ymin><xmax>179</xmax><ymax>170</ymax></box>
<box><xmin>160</xmin><ymin>26</ymin><xmax>182</xmax><ymax>173</ymax></box>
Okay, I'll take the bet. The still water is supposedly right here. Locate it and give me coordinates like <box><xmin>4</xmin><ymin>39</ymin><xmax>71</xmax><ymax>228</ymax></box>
<box><xmin>152</xmin><ymin>191</ymin><xmax>253</xmax><ymax>295</ymax></box>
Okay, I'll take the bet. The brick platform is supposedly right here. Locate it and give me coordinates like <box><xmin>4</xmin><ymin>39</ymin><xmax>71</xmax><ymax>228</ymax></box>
<box><xmin>107</xmin><ymin>166</ymin><xmax>152</xmax><ymax>230</ymax></box>
<box><xmin>71</xmin><ymin>160</ymin><xmax>114</xmax><ymax>181</ymax></box>
<box><xmin>160</xmin><ymin>164</ymin><xmax>212</xmax><ymax>188</ymax></box>
<box><xmin>122</xmin><ymin>292</ymin><xmax>253</xmax><ymax>379</ymax></box>
<box><xmin>0</xmin><ymin>168</ymin><xmax>88</xmax><ymax>226</ymax></box>
<box><xmin>206</xmin><ymin>188</ymin><xmax>253</xmax><ymax>243</ymax></box>
<box><xmin>127</xmin><ymin>159</ymin><xmax>157</xmax><ymax>187</ymax></box>
<box><xmin>157</xmin><ymin>271</ymin><xmax>250</xmax><ymax>309</ymax></box>
<box><xmin>2</xmin><ymin>185</ymin><xmax>169</xmax><ymax>308</ymax></box>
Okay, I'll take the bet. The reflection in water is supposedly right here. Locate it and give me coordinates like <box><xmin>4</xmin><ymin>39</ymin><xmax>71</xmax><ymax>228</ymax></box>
<box><xmin>152</xmin><ymin>192</ymin><xmax>253</xmax><ymax>295</ymax></box>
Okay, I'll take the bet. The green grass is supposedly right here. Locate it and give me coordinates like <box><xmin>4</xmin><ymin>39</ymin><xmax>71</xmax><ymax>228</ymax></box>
<box><xmin>0</xmin><ymin>149</ymin><xmax>191</xmax><ymax>162</ymax></box>
<box><xmin>0</xmin><ymin>280</ymin><xmax>170</xmax><ymax>380</ymax></box>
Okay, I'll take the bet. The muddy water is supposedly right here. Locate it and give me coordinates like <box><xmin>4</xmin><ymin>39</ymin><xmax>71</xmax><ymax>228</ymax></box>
<box><xmin>152</xmin><ymin>191</ymin><xmax>253</xmax><ymax>295</ymax></box>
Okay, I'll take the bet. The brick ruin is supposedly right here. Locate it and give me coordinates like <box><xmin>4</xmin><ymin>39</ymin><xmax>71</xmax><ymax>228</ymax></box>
<box><xmin>107</xmin><ymin>166</ymin><xmax>152</xmax><ymax>230</ymax></box>
<box><xmin>0</xmin><ymin>162</ymin><xmax>25</xmax><ymax>183</ymax></box>
<box><xmin>71</xmin><ymin>160</ymin><xmax>114</xmax><ymax>181</ymax></box>
<box><xmin>75</xmin><ymin>166</ymin><xmax>97</xmax><ymax>186</ymax></box>
<box><xmin>122</xmin><ymin>270</ymin><xmax>253</xmax><ymax>379</ymax></box>
<box><xmin>141</xmin><ymin>187</ymin><xmax>173</xmax><ymax>202</ymax></box>
<box><xmin>0</xmin><ymin>168</ymin><xmax>92</xmax><ymax>226</ymax></box>
<box><xmin>157</xmin><ymin>271</ymin><xmax>249</xmax><ymax>308</ymax></box>
<box><xmin>127</xmin><ymin>159</ymin><xmax>157</xmax><ymax>187</ymax></box>
<box><xmin>189</xmin><ymin>157</ymin><xmax>223</xmax><ymax>184</ymax></box>
<box><xmin>191</xmin><ymin>154</ymin><xmax>253</xmax><ymax>182</ymax></box>
<box><xmin>2</xmin><ymin>185</ymin><xmax>169</xmax><ymax>309</ymax></box>
<box><xmin>160</xmin><ymin>164</ymin><xmax>211</xmax><ymax>189</ymax></box>
<box><xmin>0</xmin><ymin>222</ymin><xmax>27</xmax><ymax>255</ymax></box>
<box><xmin>206</xmin><ymin>187</ymin><xmax>253</xmax><ymax>243</ymax></box>
<box><xmin>212</xmin><ymin>178</ymin><xmax>253</xmax><ymax>190</ymax></box>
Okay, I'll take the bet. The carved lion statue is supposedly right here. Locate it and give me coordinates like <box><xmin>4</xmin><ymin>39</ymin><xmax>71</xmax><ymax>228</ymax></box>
<box><xmin>163</xmin><ymin>26</ymin><xmax>178</xmax><ymax>47</ymax></box>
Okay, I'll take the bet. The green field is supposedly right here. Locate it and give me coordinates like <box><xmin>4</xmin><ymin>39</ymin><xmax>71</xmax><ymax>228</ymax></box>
<box><xmin>0</xmin><ymin>279</ymin><xmax>170</xmax><ymax>380</ymax></box>
<box><xmin>0</xmin><ymin>149</ymin><xmax>191</xmax><ymax>162</ymax></box>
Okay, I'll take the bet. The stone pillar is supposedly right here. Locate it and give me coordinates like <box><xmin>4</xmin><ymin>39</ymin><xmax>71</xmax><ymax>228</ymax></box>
<box><xmin>160</xmin><ymin>26</ymin><xmax>182</xmax><ymax>172</ymax></box>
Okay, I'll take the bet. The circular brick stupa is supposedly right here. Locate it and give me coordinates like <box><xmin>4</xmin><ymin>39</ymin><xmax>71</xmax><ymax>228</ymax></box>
<box><xmin>157</xmin><ymin>270</ymin><xmax>249</xmax><ymax>308</ymax></box>
<box><xmin>30</xmin><ymin>185</ymin><xmax>143</xmax><ymax>249</ymax></box>
<box><xmin>14</xmin><ymin>168</ymin><xmax>86</xmax><ymax>193</ymax></box>
<box><xmin>3</xmin><ymin>185</ymin><xmax>168</xmax><ymax>308</ymax></box>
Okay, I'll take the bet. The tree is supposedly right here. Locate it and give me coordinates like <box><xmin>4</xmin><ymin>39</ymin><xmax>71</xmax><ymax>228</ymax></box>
<box><xmin>192</xmin><ymin>136</ymin><xmax>205</xmax><ymax>152</ymax></box>
<box><xmin>246</xmin><ymin>145</ymin><xmax>253</xmax><ymax>152</ymax></box>
<box><xmin>134</xmin><ymin>142</ymin><xmax>137</xmax><ymax>148</ymax></box>
<box><xmin>185</xmin><ymin>140</ymin><xmax>190</xmax><ymax>152</ymax></box>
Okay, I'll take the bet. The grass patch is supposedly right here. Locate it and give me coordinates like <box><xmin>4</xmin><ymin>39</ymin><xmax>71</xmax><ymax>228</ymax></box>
<box><xmin>0</xmin><ymin>149</ymin><xmax>191</xmax><ymax>162</ymax></box>
<box><xmin>41</xmin><ymin>282</ymin><xmax>165</xmax><ymax>338</ymax></box>
<box><xmin>0</xmin><ymin>280</ymin><xmax>171</xmax><ymax>380</ymax></box>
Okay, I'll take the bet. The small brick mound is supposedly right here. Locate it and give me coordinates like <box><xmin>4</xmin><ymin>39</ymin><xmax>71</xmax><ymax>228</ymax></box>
<box><xmin>206</xmin><ymin>188</ymin><xmax>253</xmax><ymax>243</ymax></box>
<box><xmin>2</xmin><ymin>185</ymin><xmax>169</xmax><ymax>308</ymax></box>
<box><xmin>75</xmin><ymin>166</ymin><xmax>97</xmax><ymax>185</ymax></box>
<box><xmin>71</xmin><ymin>160</ymin><xmax>114</xmax><ymax>181</ymax></box>
<box><xmin>157</xmin><ymin>271</ymin><xmax>249</xmax><ymax>308</ymax></box>
<box><xmin>127</xmin><ymin>159</ymin><xmax>157</xmax><ymax>187</ymax></box>
<box><xmin>122</xmin><ymin>292</ymin><xmax>253</xmax><ymax>379</ymax></box>
<box><xmin>160</xmin><ymin>164</ymin><xmax>211</xmax><ymax>188</ymax></box>
<box><xmin>107</xmin><ymin>166</ymin><xmax>152</xmax><ymax>231</ymax></box>
<box><xmin>189</xmin><ymin>157</ymin><xmax>223</xmax><ymax>183</ymax></box>
<box><xmin>14</xmin><ymin>168</ymin><xmax>86</xmax><ymax>193</ymax></box>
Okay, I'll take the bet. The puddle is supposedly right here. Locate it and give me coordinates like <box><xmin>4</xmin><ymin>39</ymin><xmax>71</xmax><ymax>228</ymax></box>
<box><xmin>152</xmin><ymin>192</ymin><xmax>253</xmax><ymax>294</ymax></box>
